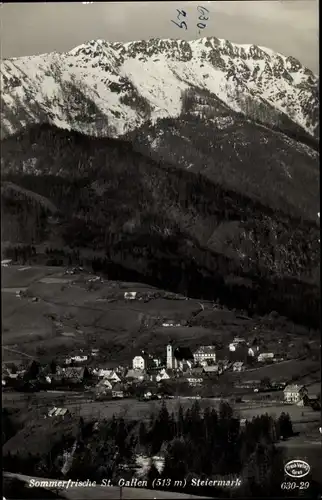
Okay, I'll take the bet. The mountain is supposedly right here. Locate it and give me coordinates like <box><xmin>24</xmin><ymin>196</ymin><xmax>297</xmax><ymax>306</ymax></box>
<box><xmin>0</xmin><ymin>37</ymin><xmax>319</xmax><ymax>142</ymax></box>
<box><xmin>0</xmin><ymin>37</ymin><xmax>320</xmax><ymax>328</ymax></box>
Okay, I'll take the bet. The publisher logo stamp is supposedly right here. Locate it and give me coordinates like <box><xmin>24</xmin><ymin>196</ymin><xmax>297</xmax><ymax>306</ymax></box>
<box><xmin>284</xmin><ymin>460</ymin><xmax>310</xmax><ymax>479</ymax></box>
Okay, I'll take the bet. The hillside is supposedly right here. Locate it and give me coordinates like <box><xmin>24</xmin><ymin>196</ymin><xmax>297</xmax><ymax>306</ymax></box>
<box><xmin>125</xmin><ymin>88</ymin><xmax>319</xmax><ymax>221</ymax></box>
<box><xmin>1</xmin><ymin>124</ymin><xmax>320</xmax><ymax>328</ymax></box>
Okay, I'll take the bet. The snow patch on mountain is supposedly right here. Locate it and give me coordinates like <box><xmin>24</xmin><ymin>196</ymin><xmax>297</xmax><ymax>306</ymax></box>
<box><xmin>1</xmin><ymin>37</ymin><xmax>318</xmax><ymax>140</ymax></box>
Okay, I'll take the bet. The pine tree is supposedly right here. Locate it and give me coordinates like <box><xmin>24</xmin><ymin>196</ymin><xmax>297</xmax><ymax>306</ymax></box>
<box><xmin>177</xmin><ymin>404</ymin><xmax>184</xmax><ymax>437</ymax></box>
<box><xmin>138</xmin><ymin>421</ymin><xmax>147</xmax><ymax>448</ymax></box>
<box><xmin>219</xmin><ymin>400</ymin><xmax>233</xmax><ymax>420</ymax></box>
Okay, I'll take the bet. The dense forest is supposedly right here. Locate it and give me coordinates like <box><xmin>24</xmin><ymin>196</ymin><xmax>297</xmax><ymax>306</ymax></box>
<box><xmin>1</xmin><ymin>124</ymin><xmax>320</xmax><ymax>328</ymax></box>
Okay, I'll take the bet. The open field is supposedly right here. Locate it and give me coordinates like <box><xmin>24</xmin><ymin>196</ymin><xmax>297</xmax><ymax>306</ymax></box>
<box><xmin>1</xmin><ymin>266</ymin><xmax>62</xmax><ymax>288</ymax></box>
<box><xmin>3</xmin><ymin>392</ymin><xmax>320</xmax><ymax>428</ymax></box>
<box><xmin>1</xmin><ymin>265</ymin><xmax>207</xmax><ymax>361</ymax></box>
<box><xmin>3</xmin><ymin>264</ymin><xmax>319</xmax><ymax>365</ymax></box>
<box><xmin>229</xmin><ymin>358</ymin><xmax>321</xmax><ymax>382</ymax></box>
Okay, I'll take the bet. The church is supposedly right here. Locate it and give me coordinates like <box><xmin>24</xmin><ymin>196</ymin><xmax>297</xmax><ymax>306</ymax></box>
<box><xmin>166</xmin><ymin>342</ymin><xmax>193</xmax><ymax>370</ymax></box>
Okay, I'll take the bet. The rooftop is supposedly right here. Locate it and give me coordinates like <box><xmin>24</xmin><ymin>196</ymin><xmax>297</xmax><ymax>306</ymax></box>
<box><xmin>48</xmin><ymin>407</ymin><xmax>69</xmax><ymax>417</ymax></box>
<box><xmin>126</xmin><ymin>369</ymin><xmax>145</xmax><ymax>379</ymax></box>
<box><xmin>203</xmin><ymin>366</ymin><xmax>219</xmax><ymax>372</ymax></box>
<box><xmin>194</xmin><ymin>345</ymin><xmax>216</xmax><ymax>355</ymax></box>
<box><xmin>284</xmin><ymin>384</ymin><xmax>306</xmax><ymax>392</ymax></box>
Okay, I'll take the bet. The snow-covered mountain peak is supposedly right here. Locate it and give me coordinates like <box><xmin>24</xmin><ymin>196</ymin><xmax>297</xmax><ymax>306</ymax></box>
<box><xmin>1</xmin><ymin>36</ymin><xmax>319</xmax><ymax>141</ymax></box>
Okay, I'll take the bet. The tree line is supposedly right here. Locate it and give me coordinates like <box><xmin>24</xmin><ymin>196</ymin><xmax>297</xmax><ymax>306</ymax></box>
<box><xmin>3</xmin><ymin>400</ymin><xmax>301</xmax><ymax>498</ymax></box>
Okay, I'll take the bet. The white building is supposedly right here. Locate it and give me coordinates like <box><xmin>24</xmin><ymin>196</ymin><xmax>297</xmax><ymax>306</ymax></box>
<box><xmin>97</xmin><ymin>378</ymin><xmax>113</xmax><ymax>390</ymax></box>
<box><xmin>156</xmin><ymin>369</ymin><xmax>171</xmax><ymax>382</ymax></box>
<box><xmin>162</xmin><ymin>321</ymin><xmax>181</xmax><ymax>327</ymax></box>
<box><xmin>65</xmin><ymin>355</ymin><xmax>88</xmax><ymax>364</ymax></box>
<box><xmin>178</xmin><ymin>359</ymin><xmax>193</xmax><ymax>371</ymax></box>
<box><xmin>166</xmin><ymin>343</ymin><xmax>178</xmax><ymax>369</ymax></box>
<box><xmin>124</xmin><ymin>292</ymin><xmax>137</xmax><ymax>300</ymax></box>
<box><xmin>133</xmin><ymin>355</ymin><xmax>147</xmax><ymax>370</ymax></box>
<box><xmin>97</xmin><ymin>369</ymin><xmax>121</xmax><ymax>382</ymax></box>
<box><xmin>185</xmin><ymin>376</ymin><xmax>203</xmax><ymax>386</ymax></box>
<box><xmin>229</xmin><ymin>337</ymin><xmax>246</xmax><ymax>352</ymax></box>
<box><xmin>258</xmin><ymin>352</ymin><xmax>274</xmax><ymax>362</ymax></box>
<box><xmin>47</xmin><ymin>407</ymin><xmax>69</xmax><ymax>418</ymax></box>
<box><xmin>193</xmin><ymin>345</ymin><xmax>216</xmax><ymax>364</ymax></box>
<box><xmin>1</xmin><ymin>259</ymin><xmax>12</xmax><ymax>267</ymax></box>
<box><xmin>284</xmin><ymin>384</ymin><xmax>307</xmax><ymax>404</ymax></box>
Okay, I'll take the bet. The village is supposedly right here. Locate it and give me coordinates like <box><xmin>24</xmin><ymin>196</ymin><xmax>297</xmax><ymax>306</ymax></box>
<box><xmin>2</xmin><ymin>261</ymin><xmax>321</xmax><ymax>476</ymax></box>
<box><xmin>3</xmin><ymin>329</ymin><xmax>320</xmax><ymax>417</ymax></box>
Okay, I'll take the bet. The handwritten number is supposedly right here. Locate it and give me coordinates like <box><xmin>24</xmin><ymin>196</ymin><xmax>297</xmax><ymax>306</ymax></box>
<box><xmin>171</xmin><ymin>20</ymin><xmax>188</xmax><ymax>30</ymax></box>
<box><xmin>171</xmin><ymin>8</ymin><xmax>187</xmax><ymax>29</ymax></box>
<box><xmin>197</xmin><ymin>5</ymin><xmax>209</xmax><ymax>15</ymax></box>
<box><xmin>177</xmin><ymin>9</ymin><xmax>187</xmax><ymax>18</ymax></box>
<box><xmin>197</xmin><ymin>6</ymin><xmax>209</xmax><ymax>32</ymax></box>
<box><xmin>172</xmin><ymin>6</ymin><xmax>208</xmax><ymax>31</ymax></box>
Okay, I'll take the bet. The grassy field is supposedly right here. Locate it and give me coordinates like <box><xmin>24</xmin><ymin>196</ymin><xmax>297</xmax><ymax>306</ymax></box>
<box><xmin>1</xmin><ymin>266</ymin><xmax>61</xmax><ymax>288</ymax></box>
<box><xmin>2</xmin><ymin>264</ymin><xmax>319</xmax><ymax>365</ymax></box>
<box><xmin>232</xmin><ymin>358</ymin><xmax>321</xmax><ymax>382</ymax></box>
<box><xmin>4</xmin><ymin>391</ymin><xmax>320</xmax><ymax>428</ymax></box>
<box><xmin>1</xmin><ymin>265</ymin><xmax>206</xmax><ymax>361</ymax></box>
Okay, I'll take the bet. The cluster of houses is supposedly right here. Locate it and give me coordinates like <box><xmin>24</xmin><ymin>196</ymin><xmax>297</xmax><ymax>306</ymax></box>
<box><xmin>3</xmin><ymin>329</ymin><xmax>320</xmax><ymax>408</ymax></box>
<box><xmin>228</xmin><ymin>336</ymin><xmax>281</xmax><ymax>364</ymax></box>
<box><xmin>93</xmin><ymin>343</ymin><xmax>223</xmax><ymax>399</ymax></box>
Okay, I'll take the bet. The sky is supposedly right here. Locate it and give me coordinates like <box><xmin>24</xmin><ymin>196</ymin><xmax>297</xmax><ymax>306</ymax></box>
<box><xmin>0</xmin><ymin>1</ymin><xmax>319</xmax><ymax>73</ymax></box>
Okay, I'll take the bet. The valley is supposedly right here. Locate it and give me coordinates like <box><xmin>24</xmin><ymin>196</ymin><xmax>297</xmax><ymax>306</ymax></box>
<box><xmin>1</xmin><ymin>13</ymin><xmax>320</xmax><ymax>498</ymax></box>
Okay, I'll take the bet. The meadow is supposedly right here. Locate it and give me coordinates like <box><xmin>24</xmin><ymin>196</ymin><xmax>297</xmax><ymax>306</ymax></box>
<box><xmin>1</xmin><ymin>265</ymin><xmax>206</xmax><ymax>362</ymax></box>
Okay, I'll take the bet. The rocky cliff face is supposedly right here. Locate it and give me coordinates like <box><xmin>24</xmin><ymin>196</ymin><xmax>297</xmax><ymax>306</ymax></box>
<box><xmin>1</xmin><ymin>37</ymin><xmax>319</xmax><ymax>140</ymax></box>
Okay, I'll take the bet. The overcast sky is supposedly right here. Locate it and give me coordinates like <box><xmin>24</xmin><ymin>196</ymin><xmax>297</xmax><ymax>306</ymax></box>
<box><xmin>1</xmin><ymin>1</ymin><xmax>319</xmax><ymax>73</ymax></box>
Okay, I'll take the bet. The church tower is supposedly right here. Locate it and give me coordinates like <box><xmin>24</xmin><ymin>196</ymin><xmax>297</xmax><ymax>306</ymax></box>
<box><xmin>166</xmin><ymin>343</ymin><xmax>174</xmax><ymax>369</ymax></box>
